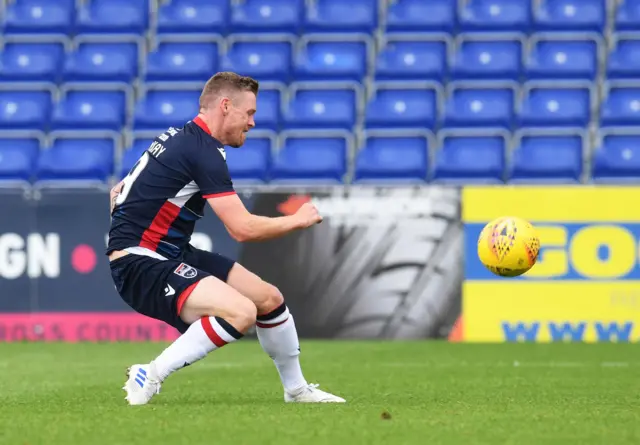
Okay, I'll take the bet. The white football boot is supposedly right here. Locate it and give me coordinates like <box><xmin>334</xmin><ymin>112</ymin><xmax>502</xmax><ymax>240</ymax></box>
<box><xmin>284</xmin><ymin>383</ymin><xmax>346</xmax><ymax>403</ymax></box>
<box><xmin>123</xmin><ymin>364</ymin><xmax>161</xmax><ymax>406</ymax></box>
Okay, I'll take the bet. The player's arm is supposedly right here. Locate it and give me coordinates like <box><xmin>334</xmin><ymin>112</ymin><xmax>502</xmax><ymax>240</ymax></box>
<box><xmin>207</xmin><ymin>194</ymin><xmax>321</xmax><ymax>242</ymax></box>
<box><xmin>109</xmin><ymin>180</ymin><xmax>124</xmax><ymax>215</ymax></box>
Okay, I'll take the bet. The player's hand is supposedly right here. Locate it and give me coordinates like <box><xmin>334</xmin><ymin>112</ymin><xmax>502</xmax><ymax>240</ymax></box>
<box><xmin>110</xmin><ymin>180</ymin><xmax>124</xmax><ymax>214</ymax></box>
<box><xmin>294</xmin><ymin>202</ymin><xmax>323</xmax><ymax>228</ymax></box>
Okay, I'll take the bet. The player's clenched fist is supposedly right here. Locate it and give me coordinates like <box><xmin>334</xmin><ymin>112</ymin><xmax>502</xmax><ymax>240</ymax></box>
<box><xmin>295</xmin><ymin>202</ymin><xmax>323</xmax><ymax>228</ymax></box>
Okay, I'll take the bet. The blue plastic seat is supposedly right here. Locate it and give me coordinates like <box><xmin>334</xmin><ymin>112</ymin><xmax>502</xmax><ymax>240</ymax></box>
<box><xmin>134</xmin><ymin>90</ymin><xmax>200</xmax><ymax>130</ymax></box>
<box><xmin>365</xmin><ymin>87</ymin><xmax>438</xmax><ymax>130</ymax></box>
<box><xmin>607</xmin><ymin>38</ymin><xmax>640</xmax><ymax>80</ymax></box>
<box><xmin>221</xmin><ymin>40</ymin><xmax>292</xmax><ymax>83</ymax></box>
<box><xmin>593</xmin><ymin>134</ymin><xmax>640</xmax><ymax>181</ymax></box>
<box><xmin>451</xmin><ymin>38</ymin><xmax>522</xmax><ymax>81</ymax></box>
<box><xmin>533</xmin><ymin>0</ymin><xmax>605</xmax><ymax>32</ymax></box>
<box><xmin>157</xmin><ymin>0</ymin><xmax>228</xmax><ymax>34</ymax></box>
<box><xmin>509</xmin><ymin>134</ymin><xmax>583</xmax><ymax>182</ymax></box>
<box><xmin>615</xmin><ymin>0</ymin><xmax>640</xmax><ymax>31</ymax></box>
<box><xmin>304</xmin><ymin>0</ymin><xmax>377</xmax><ymax>33</ymax></box>
<box><xmin>0</xmin><ymin>90</ymin><xmax>52</xmax><ymax>130</ymax></box>
<box><xmin>601</xmin><ymin>87</ymin><xmax>640</xmax><ymax>127</ymax></box>
<box><xmin>354</xmin><ymin>136</ymin><xmax>428</xmax><ymax>182</ymax></box>
<box><xmin>76</xmin><ymin>0</ymin><xmax>149</xmax><ymax>34</ymax></box>
<box><xmin>120</xmin><ymin>138</ymin><xmax>152</xmax><ymax>178</ymax></box>
<box><xmin>0</xmin><ymin>43</ymin><xmax>65</xmax><ymax>83</ymax></box>
<box><xmin>146</xmin><ymin>42</ymin><xmax>218</xmax><ymax>82</ymax></box>
<box><xmin>443</xmin><ymin>87</ymin><xmax>514</xmax><ymax>129</ymax></box>
<box><xmin>375</xmin><ymin>38</ymin><xmax>447</xmax><ymax>81</ymax></box>
<box><xmin>225</xmin><ymin>137</ymin><xmax>272</xmax><ymax>183</ymax></box>
<box><xmin>51</xmin><ymin>90</ymin><xmax>126</xmax><ymax>131</ymax></box>
<box><xmin>36</xmin><ymin>138</ymin><xmax>114</xmax><ymax>181</ymax></box>
<box><xmin>386</xmin><ymin>0</ymin><xmax>455</xmax><ymax>32</ymax></box>
<box><xmin>518</xmin><ymin>87</ymin><xmax>591</xmax><ymax>127</ymax></box>
<box><xmin>255</xmin><ymin>88</ymin><xmax>282</xmax><ymax>131</ymax></box>
<box><xmin>3</xmin><ymin>0</ymin><xmax>74</xmax><ymax>34</ymax></box>
<box><xmin>271</xmin><ymin>136</ymin><xmax>346</xmax><ymax>182</ymax></box>
<box><xmin>0</xmin><ymin>138</ymin><xmax>40</xmax><ymax>181</ymax></box>
<box><xmin>282</xmin><ymin>88</ymin><xmax>356</xmax><ymax>130</ymax></box>
<box><xmin>433</xmin><ymin>135</ymin><xmax>506</xmax><ymax>183</ymax></box>
<box><xmin>526</xmin><ymin>38</ymin><xmax>598</xmax><ymax>80</ymax></box>
<box><xmin>230</xmin><ymin>0</ymin><xmax>302</xmax><ymax>34</ymax></box>
<box><xmin>63</xmin><ymin>42</ymin><xmax>138</xmax><ymax>83</ymax></box>
<box><xmin>294</xmin><ymin>40</ymin><xmax>367</xmax><ymax>82</ymax></box>
<box><xmin>459</xmin><ymin>0</ymin><xmax>532</xmax><ymax>32</ymax></box>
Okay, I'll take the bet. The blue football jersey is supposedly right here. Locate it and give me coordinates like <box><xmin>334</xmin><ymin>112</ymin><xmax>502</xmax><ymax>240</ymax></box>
<box><xmin>107</xmin><ymin>117</ymin><xmax>234</xmax><ymax>260</ymax></box>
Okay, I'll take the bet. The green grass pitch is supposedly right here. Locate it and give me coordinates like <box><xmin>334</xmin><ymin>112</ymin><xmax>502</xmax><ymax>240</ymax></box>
<box><xmin>0</xmin><ymin>341</ymin><xmax>638</xmax><ymax>445</ymax></box>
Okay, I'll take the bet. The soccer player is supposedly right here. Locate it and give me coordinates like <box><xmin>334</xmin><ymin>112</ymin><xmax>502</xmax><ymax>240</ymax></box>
<box><xmin>107</xmin><ymin>72</ymin><xmax>345</xmax><ymax>405</ymax></box>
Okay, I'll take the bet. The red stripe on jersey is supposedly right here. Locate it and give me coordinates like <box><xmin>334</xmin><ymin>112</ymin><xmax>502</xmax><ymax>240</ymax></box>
<box><xmin>193</xmin><ymin>116</ymin><xmax>211</xmax><ymax>134</ymax></box>
<box><xmin>139</xmin><ymin>201</ymin><xmax>182</xmax><ymax>251</ymax></box>
<box><xmin>203</xmin><ymin>191</ymin><xmax>236</xmax><ymax>199</ymax></box>
<box><xmin>201</xmin><ymin>317</ymin><xmax>227</xmax><ymax>348</ymax></box>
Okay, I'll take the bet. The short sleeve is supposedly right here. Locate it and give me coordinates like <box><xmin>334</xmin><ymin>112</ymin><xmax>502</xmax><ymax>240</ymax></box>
<box><xmin>190</xmin><ymin>147</ymin><xmax>235</xmax><ymax>198</ymax></box>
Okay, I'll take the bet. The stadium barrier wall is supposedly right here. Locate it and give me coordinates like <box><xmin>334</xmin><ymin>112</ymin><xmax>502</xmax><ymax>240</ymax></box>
<box><xmin>461</xmin><ymin>186</ymin><xmax>640</xmax><ymax>343</ymax></box>
<box><xmin>0</xmin><ymin>186</ymin><xmax>463</xmax><ymax>342</ymax></box>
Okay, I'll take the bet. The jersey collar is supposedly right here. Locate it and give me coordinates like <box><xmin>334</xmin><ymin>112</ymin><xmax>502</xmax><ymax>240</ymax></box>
<box><xmin>192</xmin><ymin>116</ymin><xmax>211</xmax><ymax>135</ymax></box>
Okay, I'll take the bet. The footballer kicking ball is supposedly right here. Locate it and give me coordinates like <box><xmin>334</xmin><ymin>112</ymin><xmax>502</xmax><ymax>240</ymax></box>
<box><xmin>477</xmin><ymin>216</ymin><xmax>540</xmax><ymax>277</ymax></box>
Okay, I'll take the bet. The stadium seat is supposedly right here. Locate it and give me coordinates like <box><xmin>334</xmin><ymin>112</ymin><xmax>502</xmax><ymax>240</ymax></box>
<box><xmin>254</xmin><ymin>88</ymin><xmax>282</xmax><ymax>131</ymax></box>
<box><xmin>76</xmin><ymin>0</ymin><xmax>149</xmax><ymax>34</ymax></box>
<box><xmin>225</xmin><ymin>137</ymin><xmax>272</xmax><ymax>183</ymax></box>
<box><xmin>120</xmin><ymin>138</ymin><xmax>152</xmax><ymax>178</ymax></box>
<box><xmin>509</xmin><ymin>134</ymin><xmax>583</xmax><ymax>182</ymax></box>
<box><xmin>518</xmin><ymin>87</ymin><xmax>591</xmax><ymax>127</ymax></box>
<box><xmin>230</xmin><ymin>0</ymin><xmax>302</xmax><ymax>34</ymax></box>
<box><xmin>450</xmin><ymin>38</ymin><xmax>522</xmax><ymax>81</ymax></box>
<box><xmin>134</xmin><ymin>90</ymin><xmax>200</xmax><ymax>130</ymax></box>
<box><xmin>386</xmin><ymin>0</ymin><xmax>455</xmax><ymax>32</ymax></box>
<box><xmin>51</xmin><ymin>90</ymin><xmax>127</xmax><ymax>131</ymax></box>
<box><xmin>354</xmin><ymin>136</ymin><xmax>428</xmax><ymax>182</ymax></box>
<box><xmin>443</xmin><ymin>86</ymin><xmax>514</xmax><ymax>129</ymax></box>
<box><xmin>0</xmin><ymin>90</ymin><xmax>52</xmax><ymax>130</ymax></box>
<box><xmin>458</xmin><ymin>0</ymin><xmax>532</xmax><ymax>32</ymax></box>
<box><xmin>36</xmin><ymin>138</ymin><xmax>114</xmax><ymax>181</ymax></box>
<box><xmin>593</xmin><ymin>134</ymin><xmax>640</xmax><ymax>181</ymax></box>
<box><xmin>375</xmin><ymin>38</ymin><xmax>447</xmax><ymax>81</ymax></box>
<box><xmin>0</xmin><ymin>42</ymin><xmax>65</xmax><ymax>83</ymax></box>
<box><xmin>607</xmin><ymin>38</ymin><xmax>640</xmax><ymax>80</ymax></box>
<box><xmin>0</xmin><ymin>138</ymin><xmax>40</xmax><ymax>181</ymax></box>
<box><xmin>3</xmin><ymin>0</ymin><xmax>74</xmax><ymax>34</ymax></box>
<box><xmin>365</xmin><ymin>87</ymin><xmax>438</xmax><ymax>130</ymax></box>
<box><xmin>526</xmin><ymin>38</ymin><xmax>598</xmax><ymax>80</ymax></box>
<box><xmin>157</xmin><ymin>0</ymin><xmax>229</xmax><ymax>34</ymax></box>
<box><xmin>271</xmin><ymin>136</ymin><xmax>346</xmax><ymax>182</ymax></box>
<box><xmin>294</xmin><ymin>40</ymin><xmax>367</xmax><ymax>82</ymax></box>
<box><xmin>433</xmin><ymin>134</ymin><xmax>506</xmax><ymax>183</ymax></box>
<box><xmin>282</xmin><ymin>88</ymin><xmax>357</xmax><ymax>130</ymax></box>
<box><xmin>600</xmin><ymin>87</ymin><xmax>640</xmax><ymax>127</ymax></box>
<box><xmin>615</xmin><ymin>0</ymin><xmax>640</xmax><ymax>31</ymax></box>
<box><xmin>63</xmin><ymin>42</ymin><xmax>138</xmax><ymax>83</ymax></box>
<box><xmin>221</xmin><ymin>40</ymin><xmax>292</xmax><ymax>83</ymax></box>
<box><xmin>145</xmin><ymin>42</ymin><xmax>219</xmax><ymax>82</ymax></box>
<box><xmin>303</xmin><ymin>0</ymin><xmax>377</xmax><ymax>33</ymax></box>
<box><xmin>533</xmin><ymin>0</ymin><xmax>605</xmax><ymax>32</ymax></box>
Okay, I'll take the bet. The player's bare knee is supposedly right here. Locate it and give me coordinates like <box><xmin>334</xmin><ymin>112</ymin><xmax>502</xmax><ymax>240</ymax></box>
<box><xmin>257</xmin><ymin>283</ymin><xmax>284</xmax><ymax>315</ymax></box>
<box><xmin>230</xmin><ymin>297</ymin><xmax>257</xmax><ymax>332</ymax></box>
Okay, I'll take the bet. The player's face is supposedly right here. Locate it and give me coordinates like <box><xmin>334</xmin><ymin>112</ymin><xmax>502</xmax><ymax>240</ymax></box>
<box><xmin>224</xmin><ymin>91</ymin><xmax>257</xmax><ymax>148</ymax></box>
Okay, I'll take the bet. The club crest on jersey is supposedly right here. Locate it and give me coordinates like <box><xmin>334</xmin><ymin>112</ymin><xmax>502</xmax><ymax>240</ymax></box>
<box><xmin>174</xmin><ymin>263</ymin><xmax>197</xmax><ymax>279</ymax></box>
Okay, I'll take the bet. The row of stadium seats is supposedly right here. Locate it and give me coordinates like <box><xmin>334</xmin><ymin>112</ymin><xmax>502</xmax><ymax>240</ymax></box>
<box><xmin>1</xmin><ymin>132</ymin><xmax>639</xmax><ymax>184</ymax></box>
<box><xmin>3</xmin><ymin>84</ymin><xmax>640</xmax><ymax>131</ymax></box>
<box><xmin>5</xmin><ymin>34</ymin><xmax>640</xmax><ymax>83</ymax></box>
<box><xmin>2</xmin><ymin>0</ymin><xmax>639</xmax><ymax>35</ymax></box>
